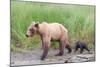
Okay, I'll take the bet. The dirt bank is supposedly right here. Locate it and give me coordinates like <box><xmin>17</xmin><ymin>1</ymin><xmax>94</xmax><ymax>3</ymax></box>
<box><xmin>11</xmin><ymin>49</ymin><xmax>95</xmax><ymax>66</ymax></box>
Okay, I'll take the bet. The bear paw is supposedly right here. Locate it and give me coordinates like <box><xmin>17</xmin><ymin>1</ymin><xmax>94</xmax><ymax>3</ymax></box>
<box><xmin>55</xmin><ymin>53</ymin><xmax>63</xmax><ymax>56</ymax></box>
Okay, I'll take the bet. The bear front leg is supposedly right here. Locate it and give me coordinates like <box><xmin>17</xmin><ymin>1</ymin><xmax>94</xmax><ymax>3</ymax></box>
<box><xmin>41</xmin><ymin>37</ymin><xmax>50</xmax><ymax>60</ymax></box>
<box><xmin>41</xmin><ymin>45</ymin><xmax>49</xmax><ymax>60</ymax></box>
<box><xmin>84</xmin><ymin>46</ymin><xmax>90</xmax><ymax>52</ymax></box>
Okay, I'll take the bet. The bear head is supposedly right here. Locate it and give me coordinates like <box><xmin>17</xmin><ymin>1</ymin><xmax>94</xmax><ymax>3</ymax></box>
<box><xmin>26</xmin><ymin>22</ymin><xmax>39</xmax><ymax>37</ymax></box>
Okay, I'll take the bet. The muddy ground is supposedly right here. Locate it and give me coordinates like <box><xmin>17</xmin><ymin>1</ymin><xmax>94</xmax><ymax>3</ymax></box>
<box><xmin>10</xmin><ymin>48</ymin><xmax>95</xmax><ymax>66</ymax></box>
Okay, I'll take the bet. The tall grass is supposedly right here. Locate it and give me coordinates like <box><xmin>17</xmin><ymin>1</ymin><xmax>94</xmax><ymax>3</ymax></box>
<box><xmin>11</xmin><ymin>1</ymin><xmax>95</xmax><ymax>51</ymax></box>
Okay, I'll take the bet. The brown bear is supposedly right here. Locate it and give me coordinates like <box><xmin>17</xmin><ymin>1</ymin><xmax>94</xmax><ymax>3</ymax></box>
<box><xmin>26</xmin><ymin>22</ymin><xmax>72</xmax><ymax>60</ymax></box>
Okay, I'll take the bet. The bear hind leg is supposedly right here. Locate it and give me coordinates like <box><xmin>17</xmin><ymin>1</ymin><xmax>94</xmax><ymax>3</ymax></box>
<box><xmin>55</xmin><ymin>41</ymin><xmax>64</xmax><ymax>56</ymax></box>
<box><xmin>65</xmin><ymin>41</ymin><xmax>72</xmax><ymax>53</ymax></box>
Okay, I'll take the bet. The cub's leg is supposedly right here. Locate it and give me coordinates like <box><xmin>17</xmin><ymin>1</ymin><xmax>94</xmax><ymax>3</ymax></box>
<box><xmin>84</xmin><ymin>46</ymin><xmax>90</xmax><ymax>53</ymax></box>
<box><xmin>74</xmin><ymin>46</ymin><xmax>79</xmax><ymax>52</ymax></box>
<box><xmin>80</xmin><ymin>47</ymin><xmax>84</xmax><ymax>54</ymax></box>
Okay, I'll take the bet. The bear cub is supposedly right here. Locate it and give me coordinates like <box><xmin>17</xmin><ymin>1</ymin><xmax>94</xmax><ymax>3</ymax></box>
<box><xmin>74</xmin><ymin>41</ymin><xmax>90</xmax><ymax>53</ymax></box>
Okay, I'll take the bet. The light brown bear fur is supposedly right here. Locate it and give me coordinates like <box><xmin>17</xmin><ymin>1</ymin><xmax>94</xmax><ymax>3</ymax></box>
<box><xmin>26</xmin><ymin>22</ymin><xmax>72</xmax><ymax>60</ymax></box>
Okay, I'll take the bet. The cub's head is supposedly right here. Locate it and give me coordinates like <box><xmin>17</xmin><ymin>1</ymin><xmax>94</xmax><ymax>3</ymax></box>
<box><xmin>26</xmin><ymin>22</ymin><xmax>39</xmax><ymax>37</ymax></box>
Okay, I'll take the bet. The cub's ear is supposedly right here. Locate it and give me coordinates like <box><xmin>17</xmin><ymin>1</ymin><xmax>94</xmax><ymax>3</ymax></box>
<box><xmin>34</xmin><ymin>23</ymin><xmax>39</xmax><ymax>28</ymax></box>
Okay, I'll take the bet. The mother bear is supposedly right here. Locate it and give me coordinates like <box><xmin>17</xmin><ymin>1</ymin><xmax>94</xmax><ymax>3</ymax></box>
<box><xmin>26</xmin><ymin>22</ymin><xmax>72</xmax><ymax>60</ymax></box>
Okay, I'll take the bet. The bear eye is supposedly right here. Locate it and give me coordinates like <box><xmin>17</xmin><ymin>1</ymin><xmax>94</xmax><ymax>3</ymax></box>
<box><xmin>29</xmin><ymin>29</ymin><xmax>32</xmax><ymax>31</ymax></box>
<box><xmin>29</xmin><ymin>28</ymin><xmax>34</xmax><ymax>33</ymax></box>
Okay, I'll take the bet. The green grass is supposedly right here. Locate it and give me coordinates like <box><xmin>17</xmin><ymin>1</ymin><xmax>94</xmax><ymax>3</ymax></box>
<box><xmin>11</xmin><ymin>1</ymin><xmax>95</xmax><ymax>51</ymax></box>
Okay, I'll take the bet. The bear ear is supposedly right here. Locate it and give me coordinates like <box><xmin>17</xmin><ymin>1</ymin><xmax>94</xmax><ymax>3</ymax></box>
<box><xmin>32</xmin><ymin>21</ymin><xmax>35</xmax><ymax>24</ymax></box>
<box><xmin>34</xmin><ymin>23</ymin><xmax>39</xmax><ymax>28</ymax></box>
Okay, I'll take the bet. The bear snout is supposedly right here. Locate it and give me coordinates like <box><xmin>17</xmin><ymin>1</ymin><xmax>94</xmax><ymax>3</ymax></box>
<box><xmin>25</xmin><ymin>34</ymin><xmax>29</xmax><ymax>37</ymax></box>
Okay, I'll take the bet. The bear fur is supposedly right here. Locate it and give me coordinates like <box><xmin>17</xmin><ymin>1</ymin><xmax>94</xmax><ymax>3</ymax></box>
<box><xmin>26</xmin><ymin>22</ymin><xmax>72</xmax><ymax>60</ymax></box>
